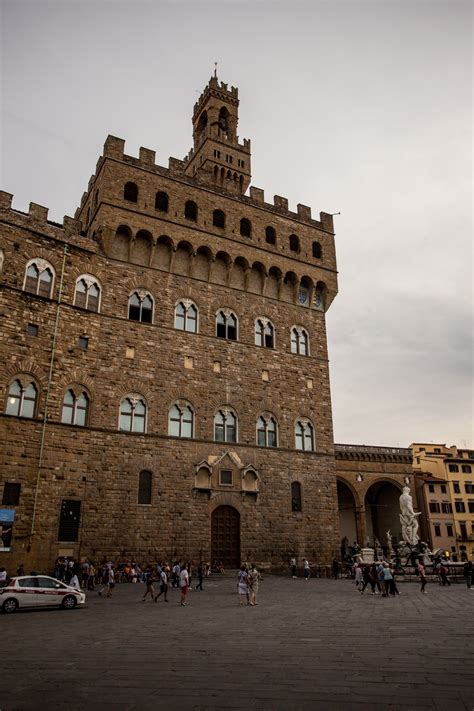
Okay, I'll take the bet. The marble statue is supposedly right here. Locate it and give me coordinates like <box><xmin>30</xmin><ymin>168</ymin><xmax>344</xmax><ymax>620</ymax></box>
<box><xmin>399</xmin><ymin>486</ymin><xmax>421</xmax><ymax>546</ymax></box>
<box><xmin>386</xmin><ymin>529</ymin><xmax>394</xmax><ymax>559</ymax></box>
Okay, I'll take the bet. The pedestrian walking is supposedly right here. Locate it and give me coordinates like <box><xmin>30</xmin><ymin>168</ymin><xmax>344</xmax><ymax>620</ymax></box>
<box><xmin>418</xmin><ymin>561</ymin><xmax>427</xmax><ymax>594</ymax></box>
<box><xmin>290</xmin><ymin>556</ymin><xmax>297</xmax><ymax>578</ymax></box>
<box><xmin>155</xmin><ymin>567</ymin><xmax>169</xmax><ymax>602</ymax></box>
<box><xmin>354</xmin><ymin>563</ymin><xmax>363</xmax><ymax>591</ymax></box>
<box><xmin>302</xmin><ymin>558</ymin><xmax>311</xmax><ymax>581</ymax></box>
<box><xmin>142</xmin><ymin>567</ymin><xmax>155</xmax><ymax>601</ymax></box>
<box><xmin>360</xmin><ymin>564</ymin><xmax>371</xmax><ymax>594</ymax></box>
<box><xmin>237</xmin><ymin>565</ymin><xmax>249</xmax><ymax>605</ymax></box>
<box><xmin>172</xmin><ymin>561</ymin><xmax>180</xmax><ymax>588</ymax></box>
<box><xmin>382</xmin><ymin>562</ymin><xmax>394</xmax><ymax>596</ymax></box>
<box><xmin>196</xmin><ymin>561</ymin><xmax>204</xmax><ymax>591</ymax></box>
<box><xmin>332</xmin><ymin>558</ymin><xmax>340</xmax><ymax>579</ymax></box>
<box><xmin>248</xmin><ymin>564</ymin><xmax>261</xmax><ymax>606</ymax></box>
<box><xmin>463</xmin><ymin>560</ymin><xmax>473</xmax><ymax>589</ymax></box>
<box><xmin>439</xmin><ymin>563</ymin><xmax>451</xmax><ymax>586</ymax></box>
<box><xmin>179</xmin><ymin>564</ymin><xmax>189</xmax><ymax>606</ymax></box>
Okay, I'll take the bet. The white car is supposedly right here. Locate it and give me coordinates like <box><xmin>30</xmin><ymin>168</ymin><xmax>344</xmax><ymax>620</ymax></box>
<box><xmin>0</xmin><ymin>575</ymin><xmax>86</xmax><ymax>613</ymax></box>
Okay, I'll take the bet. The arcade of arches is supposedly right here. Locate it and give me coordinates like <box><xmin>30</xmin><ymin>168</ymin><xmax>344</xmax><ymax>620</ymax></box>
<box><xmin>335</xmin><ymin>445</ymin><xmax>414</xmax><ymax>555</ymax></box>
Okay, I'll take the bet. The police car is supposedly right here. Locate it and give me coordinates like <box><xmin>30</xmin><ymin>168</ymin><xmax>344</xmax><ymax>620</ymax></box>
<box><xmin>0</xmin><ymin>575</ymin><xmax>86</xmax><ymax>613</ymax></box>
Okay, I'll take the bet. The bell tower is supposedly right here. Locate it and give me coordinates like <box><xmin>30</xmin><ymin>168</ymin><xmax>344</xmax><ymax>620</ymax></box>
<box><xmin>184</xmin><ymin>74</ymin><xmax>251</xmax><ymax>195</ymax></box>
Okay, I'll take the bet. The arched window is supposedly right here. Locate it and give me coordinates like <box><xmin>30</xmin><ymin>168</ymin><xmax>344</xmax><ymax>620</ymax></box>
<box><xmin>213</xmin><ymin>209</ymin><xmax>225</xmax><ymax>229</ymax></box>
<box><xmin>255</xmin><ymin>319</ymin><xmax>274</xmax><ymax>348</ymax></box>
<box><xmin>240</xmin><ymin>218</ymin><xmax>252</xmax><ymax>238</ymax></box>
<box><xmin>216</xmin><ymin>310</ymin><xmax>237</xmax><ymax>341</ymax></box>
<box><xmin>218</xmin><ymin>106</ymin><xmax>229</xmax><ymax>133</ymax></box>
<box><xmin>214</xmin><ymin>408</ymin><xmax>237</xmax><ymax>443</ymax></box>
<box><xmin>175</xmin><ymin>300</ymin><xmax>198</xmax><ymax>333</ymax></box>
<box><xmin>124</xmin><ymin>182</ymin><xmax>138</xmax><ymax>202</ymax></box>
<box><xmin>289</xmin><ymin>234</ymin><xmax>300</xmax><ymax>253</ymax></box>
<box><xmin>155</xmin><ymin>191</ymin><xmax>169</xmax><ymax>212</ymax></box>
<box><xmin>128</xmin><ymin>291</ymin><xmax>153</xmax><ymax>323</ymax></box>
<box><xmin>119</xmin><ymin>395</ymin><xmax>147</xmax><ymax>433</ymax></box>
<box><xmin>74</xmin><ymin>276</ymin><xmax>101</xmax><ymax>312</ymax></box>
<box><xmin>5</xmin><ymin>379</ymin><xmax>37</xmax><ymax>418</ymax></box>
<box><xmin>168</xmin><ymin>403</ymin><xmax>194</xmax><ymax>438</ymax></box>
<box><xmin>61</xmin><ymin>389</ymin><xmax>89</xmax><ymax>426</ymax></box>
<box><xmin>312</xmin><ymin>241</ymin><xmax>322</xmax><ymax>259</ymax></box>
<box><xmin>184</xmin><ymin>200</ymin><xmax>198</xmax><ymax>222</ymax></box>
<box><xmin>24</xmin><ymin>259</ymin><xmax>54</xmax><ymax>298</ymax></box>
<box><xmin>256</xmin><ymin>415</ymin><xmax>277</xmax><ymax>447</ymax></box>
<box><xmin>138</xmin><ymin>470</ymin><xmax>152</xmax><ymax>505</ymax></box>
<box><xmin>291</xmin><ymin>327</ymin><xmax>309</xmax><ymax>355</ymax></box>
<box><xmin>265</xmin><ymin>226</ymin><xmax>276</xmax><ymax>245</ymax></box>
<box><xmin>295</xmin><ymin>420</ymin><xmax>315</xmax><ymax>452</ymax></box>
<box><xmin>291</xmin><ymin>482</ymin><xmax>302</xmax><ymax>511</ymax></box>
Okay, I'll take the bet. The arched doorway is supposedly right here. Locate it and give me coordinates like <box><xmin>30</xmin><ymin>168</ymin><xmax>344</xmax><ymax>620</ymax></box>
<box><xmin>211</xmin><ymin>505</ymin><xmax>240</xmax><ymax>568</ymax></box>
<box><xmin>337</xmin><ymin>480</ymin><xmax>358</xmax><ymax>545</ymax></box>
<box><xmin>365</xmin><ymin>481</ymin><xmax>402</xmax><ymax>551</ymax></box>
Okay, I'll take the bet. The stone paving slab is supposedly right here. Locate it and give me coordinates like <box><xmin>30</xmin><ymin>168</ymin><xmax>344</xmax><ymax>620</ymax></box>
<box><xmin>1</xmin><ymin>576</ymin><xmax>473</xmax><ymax>710</ymax></box>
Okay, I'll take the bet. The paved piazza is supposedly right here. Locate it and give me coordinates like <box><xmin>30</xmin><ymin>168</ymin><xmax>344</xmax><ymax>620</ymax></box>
<box><xmin>1</xmin><ymin>575</ymin><xmax>473</xmax><ymax>710</ymax></box>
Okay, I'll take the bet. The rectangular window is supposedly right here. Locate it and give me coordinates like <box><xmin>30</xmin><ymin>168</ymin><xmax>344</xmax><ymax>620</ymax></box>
<box><xmin>460</xmin><ymin>523</ymin><xmax>468</xmax><ymax>540</ymax></box>
<box><xmin>462</xmin><ymin>465</ymin><xmax>472</xmax><ymax>473</ymax></box>
<box><xmin>27</xmin><ymin>323</ymin><xmax>39</xmax><ymax>336</ymax></box>
<box><xmin>455</xmin><ymin>501</ymin><xmax>466</xmax><ymax>513</ymax></box>
<box><xmin>468</xmin><ymin>501</ymin><xmax>474</xmax><ymax>514</ymax></box>
<box><xmin>58</xmin><ymin>500</ymin><xmax>81</xmax><ymax>541</ymax></box>
<box><xmin>428</xmin><ymin>484</ymin><xmax>435</xmax><ymax>493</ymax></box>
<box><xmin>440</xmin><ymin>484</ymin><xmax>446</xmax><ymax>493</ymax></box>
<box><xmin>441</xmin><ymin>502</ymin><xmax>452</xmax><ymax>514</ymax></box>
<box><xmin>434</xmin><ymin>525</ymin><xmax>441</xmax><ymax>537</ymax></box>
<box><xmin>78</xmin><ymin>336</ymin><xmax>88</xmax><ymax>350</ymax></box>
<box><xmin>449</xmin><ymin>464</ymin><xmax>459</xmax><ymax>472</ymax></box>
<box><xmin>446</xmin><ymin>524</ymin><xmax>454</xmax><ymax>537</ymax></box>
<box><xmin>434</xmin><ymin>448</ymin><xmax>441</xmax><ymax>453</ymax></box>
<box><xmin>464</xmin><ymin>483</ymin><xmax>474</xmax><ymax>494</ymax></box>
<box><xmin>2</xmin><ymin>482</ymin><xmax>21</xmax><ymax>506</ymax></box>
<box><xmin>220</xmin><ymin>469</ymin><xmax>233</xmax><ymax>486</ymax></box>
<box><xmin>453</xmin><ymin>482</ymin><xmax>460</xmax><ymax>493</ymax></box>
<box><xmin>429</xmin><ymin>502</ymin><xmax>440</xmax><ymax>513</ymax></box>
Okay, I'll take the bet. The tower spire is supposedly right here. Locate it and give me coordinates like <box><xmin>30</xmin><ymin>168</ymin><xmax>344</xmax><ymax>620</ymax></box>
<box><xmin>214</xmin><ymin>61</ymin><xmax>218</xmax><ymax>79</ymax></box>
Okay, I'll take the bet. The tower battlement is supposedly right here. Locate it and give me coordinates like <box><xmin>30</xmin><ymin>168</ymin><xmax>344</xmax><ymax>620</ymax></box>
<box><xmin>0</xmin><ymin>190</ymin><xmax>84</xmax><ymax>241</ymax></box>
<box><xmin>75</xmin><ymin>135</ymin><xmax>333</xmax><ymax>233</ymax></box>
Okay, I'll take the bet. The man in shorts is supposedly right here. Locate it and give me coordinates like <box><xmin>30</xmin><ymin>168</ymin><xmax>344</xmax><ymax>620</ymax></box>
<box><xmin>154</xmin><ymin>567</ymin><xmax>169</xmax><ymax>602</ymax></box>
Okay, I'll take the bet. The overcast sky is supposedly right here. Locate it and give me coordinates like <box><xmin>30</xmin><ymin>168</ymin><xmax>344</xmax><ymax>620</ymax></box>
<box><xmin>1</xmin><ymin>0</ymin><xmax>472</xmax><ymax>448</ymax></box>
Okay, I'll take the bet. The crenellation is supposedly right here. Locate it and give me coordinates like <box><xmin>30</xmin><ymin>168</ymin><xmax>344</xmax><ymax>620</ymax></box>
<box><xmin>274</xmin><ymin>195</ymin><xmax>289</xmax><ymax>211</ymax></box>
<box><xmin>139</xmin><ymin>146</ymin><xmax>156</xmax><ymax>166</ymax></box>
<box><xmin>250</xmin><ymin>186</ymin><xmax>264</xmax><ymax>204</ymax></box>
<box><xmin>168</xmin><ymin>156</ymin><xmax>186</xmax><ymax>175</ymax></box>
<box><xmin>0</xmin><ymin>190</ymin><xmax>13</xmax><ymax>210</ymax></box>
<box><xmin>28</xmin><ymin>202</ymin><xmax>49</xmax><ymax>222</ymax></box>
<box><xmin>297</xmin><ymin>204</ymin><xmax>312</xmax><ymax>221</ymax></box>
<box><xmin>62</xmin><ymin>215</ymin><xmax>82</xmax><ymax>236</ymax></box>
<box><xmin>103</xmin><ymin>135</ymin><xmax>125</xmax><ymax>160</ymax></box>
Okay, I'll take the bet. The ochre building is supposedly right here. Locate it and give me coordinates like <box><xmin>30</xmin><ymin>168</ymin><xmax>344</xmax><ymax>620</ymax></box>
<box><xmin>0</xmin><ymin>76</ymin><xmax>341</xmax><ymax>573</ymax></box>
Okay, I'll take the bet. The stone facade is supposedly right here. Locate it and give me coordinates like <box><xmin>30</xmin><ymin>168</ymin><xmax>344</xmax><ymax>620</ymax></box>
<box><xmin>0</xmin><ymin>76</ymin><xmax>340</xmax><ymax>572</ymax></box>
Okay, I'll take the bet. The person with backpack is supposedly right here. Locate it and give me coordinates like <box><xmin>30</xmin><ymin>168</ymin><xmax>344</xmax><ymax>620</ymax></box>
<box><xmin>142</xmin><ymin>566</ymin><xmax>155</xmax><ymax>602</ymax></box>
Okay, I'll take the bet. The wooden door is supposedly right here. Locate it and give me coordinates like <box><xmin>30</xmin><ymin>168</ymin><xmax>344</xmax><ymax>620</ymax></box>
<box><xmin>211</xmin><ymin>505</ymin><xmax>240</xmax><ymax>568</ymax></box>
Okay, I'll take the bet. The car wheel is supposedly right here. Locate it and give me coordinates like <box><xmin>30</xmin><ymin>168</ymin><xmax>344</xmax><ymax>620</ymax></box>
<box><xmin>62</xmin><ymin>594</ymin><xmax>77</xmax><ymax>610</ymax></box>
<box><xmin>2</xmin><ymin>598</ymin><xmax>19</xmax><ymax>614</ymax></box>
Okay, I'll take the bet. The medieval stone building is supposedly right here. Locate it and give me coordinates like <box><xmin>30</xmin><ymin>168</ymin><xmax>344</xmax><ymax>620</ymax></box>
<box><xmin>0</xmin><ymin>76</ymin><xmax>344</xmax><ymax>572</ymax></box>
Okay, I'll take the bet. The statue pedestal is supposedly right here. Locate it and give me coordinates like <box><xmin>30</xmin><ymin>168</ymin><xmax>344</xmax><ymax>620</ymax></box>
<box><xmin>360</xmin><ymin>547</ymin><xmax>374</xmax><ymax>563</ymax></box>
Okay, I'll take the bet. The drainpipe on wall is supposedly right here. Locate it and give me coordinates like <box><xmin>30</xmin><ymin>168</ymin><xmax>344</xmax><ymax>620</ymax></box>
<box><xmin>30</xmin><ymin>244</ymin><xmax>69</xmax><ymax>540</ymax></box>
